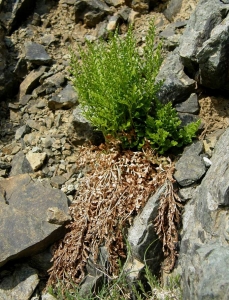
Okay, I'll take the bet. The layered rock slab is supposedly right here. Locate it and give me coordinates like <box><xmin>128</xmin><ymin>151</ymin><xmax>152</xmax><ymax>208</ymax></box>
<box><xmin>176</xmin><ymin>127</ymin><xmax>229</xmax><ymax>299</ymax></box>
<box><xmin>0</xmin><ymin>174</ymin><xmax>70</xmax><ymax>267</ymax></box>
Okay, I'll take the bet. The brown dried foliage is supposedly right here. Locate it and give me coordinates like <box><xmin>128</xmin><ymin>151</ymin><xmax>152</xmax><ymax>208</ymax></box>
<box><xmin>48</xmin><ymin>144</ymin><xmax>181</xmax><ymax>288</ymax></box>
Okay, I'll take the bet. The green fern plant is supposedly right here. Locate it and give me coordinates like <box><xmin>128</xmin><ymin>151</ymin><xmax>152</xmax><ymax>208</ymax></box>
<box><xmin>70</xmin><ymin>21</ymin><xmax>200</xmax><ymax>154</ymax></box>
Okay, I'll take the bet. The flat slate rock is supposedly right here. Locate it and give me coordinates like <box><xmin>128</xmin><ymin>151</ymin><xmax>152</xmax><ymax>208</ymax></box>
<box><xmin>0</xmin><ymin>174</ymin><xmax>69</xmax><ymax>267</ymax></box>
<box><xmin>0</xmin><ymin>264</ymin><xmax>39</xmax><ymax>300</ymax></box>
<box><xmin>24</xmin><ymin>42</ymin><xmax>51</xmax><ymax>65</ymax></box>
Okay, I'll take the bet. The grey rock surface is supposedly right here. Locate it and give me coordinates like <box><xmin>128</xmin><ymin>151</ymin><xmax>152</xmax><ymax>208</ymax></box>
<box><xmin>72</xmin><ymin>105</ymin><xmax>104</xmax><ymax>145</ymax></box>
<box><xmin>156</xmin><ymin>50</ymin><xmax>196</xmax><ymax>104</ymax></box>
<box><xmin>179</xmin><ymin>0</ymin><xmax>229</xmax><ymax>89</ymax></box>
<box><xmin>25</xmin><ymin>42</ymin><xmax>52</xmax><ymax>65</ymax></box>
<box><xmin>10</xmin><ymin>151</ymin><xmax>33</xmax><ymax>176</ymax></box>
<box><xmin>163</xmin><ymin>0</ymin><xmax>183</xmax><ymax>22</ymax></box>
<box><xmin>174</xmin><ymin>141</ymin><xmax>206</xmax><ymax>187</ymax></box>
<box><xmin>127</xmin><ymin>184</ymin><xmax>165</xmax><ymax>273</ymax></box>
<box><xmin>175</xmin><ymin>93</ymin><xmax>199</xmax><ymax>114</ymax></box>
<box><xmin>0</xmin><ymin>0</ymin><xmax>36</xmax><ymax>34</ymax></box>
<box><xmin>0</xmin><ymin>264</ymin><xmax>39</xmax><ymax>300</ymax></box>
<box><xmin>75</xmin><ymin>0</ymin><xmax>112</xmax><ymax>27</ymax></box>
<box><xmin>48</xmin><ymin>84</ymin><xmax>78</xmax><ymax>110</ymax></box>
<box><xmin>174</xmin><ymin>128</ymin><xmax>229</xmax><ymax>299</ymax></box>
<box><xmin>0</xmin><ymin>174</ymin><xmax>69</xmax><ymax>267</ymax></box>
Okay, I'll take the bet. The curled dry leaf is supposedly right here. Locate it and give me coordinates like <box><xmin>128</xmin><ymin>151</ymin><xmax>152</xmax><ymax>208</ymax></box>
<box><xmin>48</xmin><ymin>145</ymin><xmax>181</xmax><ymax>289</ymax></box>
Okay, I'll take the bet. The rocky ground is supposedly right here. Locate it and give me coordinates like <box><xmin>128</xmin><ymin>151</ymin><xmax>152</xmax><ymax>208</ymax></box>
<box><xmin>1</xmin><ymin>0</ymin><xmax>229</xmax><ymax>298</ymax></box>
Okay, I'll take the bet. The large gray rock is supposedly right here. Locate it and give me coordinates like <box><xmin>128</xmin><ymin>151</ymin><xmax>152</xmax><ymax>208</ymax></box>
<box><xmin>0</xmin><ymin>174</ymin><xmax>69</xmax><ymax>267</ymax></box>
<box><xmin>0</xmin><ymin>0</ymin><xmax>36</xmax><ymax>34</ymax></box>
<box><xmin>174</xmin><ymin>127</ymin><xmax>229</xmax><ymax>299</ymax></box>
<box><xmin>179</xmin><ymin>0</ymin><xmax>229</xmax><ymax>89</ymax></box>
<box><xmin>156</xmin><ymin>50</ymin><xmax>196</xmax><ymax>104</ymax></box>
<box><xmin>127</xmin><ymin>184</ymin><xmax>165</xmax><ymax>274</ymax></box>
<box><xmin>0</xmin><ymin>264</ymin><xmax>39</xmax><ymax>300</ymax></box>
<box><xmin>197</xmin><ymin>11</ymin><xmax>229</xmax><ymax>89</ymax></box>
<box><xmin>74</xmin><ymin>0</ymin><xmax>112</xmax><ymax>27</ymax></box>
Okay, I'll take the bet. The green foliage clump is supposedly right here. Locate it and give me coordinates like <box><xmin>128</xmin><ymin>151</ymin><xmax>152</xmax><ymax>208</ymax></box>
<box><xmin>70</xmin><ymin>21</ymin><xmax>199</xmax><ymax>154</ymax></box>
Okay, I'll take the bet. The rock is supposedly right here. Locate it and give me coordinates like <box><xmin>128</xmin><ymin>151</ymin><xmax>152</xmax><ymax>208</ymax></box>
<box><xmin>41</xmin><ymin>293</ymin><xmax>57</xmax><ymax>300</ymax></box>
<box><xmin>118</xmin><ymin>6</ymin><xmax>132</xmax><ymax>21</ymax></box>
<box><xmin>127</xmin><ymin>184</ymin><xmax>165</xmax><ymax>274</ymax></box>
<box><xmin>104</xmin><ymin>0</ymin><xmax>124</xmax><ymax>7</ymax></box>
<box><xmin>131</xmin><ymin>0</ymin><xmax>149</xmax><ymax>14</ymax></box>
<box><xmin>179</xmin><ymin>0</ymin><xmax>229</xmax><ymax>79</ymax></box>
<box><xmin>46</xmin><ymin>207</ymin><xmax>71</xmax><ymax>225</ymax></box>
<box><xmin>0</xmin><ymin>264</ymin><xmax>39</xmax><ymax>300</ymax></box>
<box><xmin>124</xmin><ymin>258</ymin><xmax>145</xmax><ymax>282</ymax></box>
<box><xmin>74</xmin><ymin>0</ymin><xmax>112</xmax><ymax>27</ymax></box>
<box><xmin>178</xmin><ymin>112</ymin><xmax>200</xmax><ymax>127</ymax></box>
<box><xmin>15</xmin><ymin>124</ymin><xmax>31</xmax><ymax>140</ymax></box>
<box><xmin>175</xmin><ymin>93</ymin><xmax>199</xmax><ymax>114</ymax></box>
<box><xmin>79</xmin><ymin>274</ymin><xmax>103</xmax><ymax>297</ymax></box>
<box><xmin>18</xmin><ymin>66</ymin><xmax>48</xmax><ymax>99</ymax></box>
<box><xmin>178</xmin><ymin>186</ymin><xmax>196</xmax><ymax>202</ymax></box>
<box><xmin>41</xmin><ymin>34</ymin><xmax>56</xmax><ymax>46</ymax></box>
<box><xmin>72</xmin><ymin>105</ymin><xmax>104</xmax><ymax>145</ymax></box>
<box><xmin>177</xmin><ymin>168</ymin><xmax>229</xmax><ymax>299</ymax></box>
<box><xmin>50</xmin><ymin>176</ymin><xmax>67</xmax><ymax>188</ymax></box>
<box><xmin>163</xmin><ymin>0</ymin><xmax>183</xmax><ymax>22</ymax></box>
<box><xmin>10</xmin><ymin>151</ymin><xmax>33</xmax><ymax>176</ymax></box>
<box><xmin>107</xmin><ymin>15</ymin><xmax>120</xmax><ymax>31</ymax></box>
<box><xmin>174</xmin><ymin>141</ymin><xmax>206</xmax><ymax>187</ymax></box>
<box><xmin>28</xmin><ymin>248</ymin><xmax>53</xmax><ymax>273</ymax></box>
<box><xmin>24</xmin><ymin>42</ymin><xmax>52</xmax><ymax>65</ymax></box>
<box><xmin>156</xmin><ymin>49</ymin><xmax>196</xmax><ymax>104</ymax></box>
<box><xmin>196</xmin><ymin>12</ymin><xmax>229</xmax><ymax>89</ymax></box>
<box><xmin>26</xmin><ymin>119</ymin><xmax>41</xmax><ymax>131</ymax></box>
<box><xmin>48</xmin><ymin>84</ymin><xmax>78</xmax><ymax>110</ymax></box>
<box><xmin>0</xmin><ymin>174</ymin><xmax>69</xmax><ymax>267</ymax></box>
<box><xmin>0</xmin><ymin>0</ymin><xmax>36</xmax><ymax>34</ymax></box>
<box><xmin>26</xmin><ymin>152</ymin><xmax>47</xmax><ymax>171</ymax></box>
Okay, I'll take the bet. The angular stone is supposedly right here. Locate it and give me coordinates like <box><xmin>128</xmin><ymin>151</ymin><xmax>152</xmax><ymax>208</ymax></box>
<box><xmin>18</xmin><ymin>66</ymin><xmax>48</xmax><ymax>99</ymax></box>
<box><xmin>75</xmin><ymin>0</ymin><xmax>112</xmax><ymax>27</ymax></box>
<box><xmin>163</xmin><ymin>0</ymin><xmax>183</xmax><ymax>22</ymax></box>
<box><xmin>179</xmin><ymin>0</ymin><xmax>229</xmax><ymax>75</ymax></box>
<box><xmin>41</xmin><ymin>34</ymin><xmax>56</xmax><ymax>46</ymax></box>
<box><xmin>107</xmin><ymin>15</ymin><xmax>120</xmax><ymax>31</ymax></box>
<box><xmin>0</xmin><ymin>0</ymin><xmax>36</xmax><ymax>34</ymax></box>
<box><xmin>26</xmin><ymin>152</ymin><xmax>47</xmax><ymax>171</ymax></box>
<box><xmin>48</xmin><ymin>84</ymin><xmax>78</xmax><ymax>110</ymax></box>
<box><xmin>25</xmin><ymin>42</ymin><xmax>52</xmax><ymax>65</ymax></box>
<box><xmin>10</xmin><ymin>151</ymin><xmax>33</xmax><ymax>176</ymax></box>
<box><xmin>104</xmin><ymin>0</ymin><xmax>124</xmax><ymax>7</ymax></box>
<box><xmin>0</xmin><ymin>264</ymin><xmax>39</xmax><ymax>300</ymax></box>
<box><xmin>131</xmin><ymin>0</ymin><xmax>149</xmax><ymax>13</ymax></box>
<box><xmin>178</xmin><ymin>112</ymin><xmax>200</xmax><ymax>127</ymax></box>
<box><xmin>15</xmin><ymin>124</ymin><xmax>30</xmax><ymax>140</ymax></box>
<box><xmin>156</xmin><ymin>50</ymin><xmax>196</xmax><ymax>104</ymax></box>
<box><xmin>26</xmin><ymin>119</ymin><xmax>41</xmax><ymax>131</ymax></box>
<box><xmin>196</xmin><ymin>12</ymin><xmax>229</xmax><ymax>89</ymax></box>
<box><xmin>71</xmin><ymin>105</ymin><xmax>104</xmax><ymax>145</ymax></box>
<box><xmin>174</xmin><ymin>141</ymin><xmax>206</xmax><ymax>187</ymax></box>
<box><xmin>128</xmin><ymin>184</ymin><xmax>165</xmax><ymax>273</ymax></box>
<box><xmin>46</xmin><ymin>207</ymin><xmax>71</xmax><ymax>225</ymax></box>
<box><xmin>50</xmin><ymin>175</ymin><xmax>67</xmax><ymax>188</ymax></box>
<box><xmin>0</xmin><ymin>174</ymin><xmax>69</xmax><ymax>267</ymax></box>
<box><xmin>175</xmin><ymin>93</ymin><xmax>199</xmax><ymax>114</ymax></box>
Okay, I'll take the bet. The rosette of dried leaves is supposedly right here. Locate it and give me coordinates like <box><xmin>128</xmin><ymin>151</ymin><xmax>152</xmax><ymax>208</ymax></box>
<box><xmin>48</xmin><ymin>145</ymin><xmax>181</xmax><ymax>288</ymax></box>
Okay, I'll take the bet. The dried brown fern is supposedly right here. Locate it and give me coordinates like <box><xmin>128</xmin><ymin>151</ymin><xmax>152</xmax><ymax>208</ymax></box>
<box><xmin>48</xmin><ymin>145</ymin><xmax>181</xmax><ymax>288</ymax></box>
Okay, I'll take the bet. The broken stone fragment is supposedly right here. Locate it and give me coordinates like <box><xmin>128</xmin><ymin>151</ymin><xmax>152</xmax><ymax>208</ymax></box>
<box><xmin>24</xmin><ymin>42</ymin><xmax>52</xmax><ymax>65</ymax></box>
<box><xmin>26</xmin><ymin>152</ymin><xmax>47</xmax><ymax>171</ymax></box>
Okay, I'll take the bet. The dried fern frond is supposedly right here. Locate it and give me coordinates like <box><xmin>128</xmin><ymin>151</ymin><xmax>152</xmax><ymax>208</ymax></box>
<box><xmin>48</xmin><ymin>145</ymin><xmax>181</xmax><ymax>288</ymax></box>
